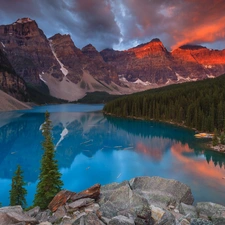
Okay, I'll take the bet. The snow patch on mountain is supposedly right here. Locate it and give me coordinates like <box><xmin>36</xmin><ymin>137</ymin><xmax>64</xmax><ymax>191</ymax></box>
<box><xmin>15</xmin><ymin>18</ymin><xmax>33</xmax><ymax>24</ymax></box>
<box><xmin>134</xmin><ymin>79</ymin><xmax>151</xmax><ymax>86</ymax></box>
<box><xmin>1</xmin><ymin>42</ymin><xmax>5</xmax><ymax>48</ymax></box>
<box><xmin>204</xmin><ymin>65</ymin><xmax>213</xmax><ymax>69</ymax></box>
<box><xmin>49</xmin><ymin>41</ymin><xmax>68</xmax><ymax>76</ymax></box>
<box><xmin>207</xmin><ymin>74</ymin><xmax>215</xmax><ymax>78</ymax></box>
<box><xmin>176</xmin><ymin>72</ymin><xmax>197</xmax><ymax>82</ymax></box>
<box><xmin>39</xmin><ymin>74</ymin><xmax>47</xmax><ymax>83</ymax></box>
<box><xmin>56</xmin><ymin>127</ymin><xmax>68</xmax><ymax>148</ymax></box>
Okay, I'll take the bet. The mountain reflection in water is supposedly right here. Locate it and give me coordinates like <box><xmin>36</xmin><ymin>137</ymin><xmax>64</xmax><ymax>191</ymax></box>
<box><xmin>0</xmin><ymin>104</ymin><xmax>224</xmax><ymax>206</ymax></box>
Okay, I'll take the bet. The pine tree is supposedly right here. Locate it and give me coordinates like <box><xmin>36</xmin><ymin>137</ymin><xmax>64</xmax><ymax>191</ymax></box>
<box><xmin>33</xmin><ymin>111</ymin><xmax>63</xmax><ymax>209</ymax></box>
<box><xmin>9</xmin><ymin>165</ymin><xmax>27</xmax><ymax>208</ymax></box>
<box><xmin>220</xmin><ymin>133</ymin><xmax>225</xmax><ymax>145</ymax></box>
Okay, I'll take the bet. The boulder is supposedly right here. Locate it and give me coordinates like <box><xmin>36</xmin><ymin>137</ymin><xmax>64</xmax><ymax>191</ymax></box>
<box><xmin>190</xmin><ymin>218</ymin><xmax>213</xmax><ymax>225</ymax></box>
<box><xmin>0</xmin><ymin>206</ymin><xmax>38</xmax><ymax>225</ymax></box>
<box><xmin>180</xmin><ymin>218</ymin><xmax>190</xmax><ymax>225</ymax></box>
<box><xmin>68</xmin><ymin>198</ymin><xmax>95</xmax><ymax>212</ymax></box>
<box><xmin>129</xmin><ymin>176</ymin><xmax>194</xmax><ymax>207</ymax></box>
<box><xmin>99</xmin><ymin>183</ymin><xmax>150</xmax><ymax>219</ymax></box>
<box><xmin>35</xmin><ymin>209</ymin><xmax>51</xmax><ymax>223</ymax></box>
<box><xmin>72</xmin><ymin>212</ymin><xmax>104</xmax><ymax>225</ymax></box>
<box><xmin>150</xmin><ymin>205</ymin><xmax>175</xmax><ymax>225</ymax></box>
<box><xmin>25</xmin><ymin>206</ymin><xmax>40</xmax><ymax>218</ymax></box>
<box><xmin>84</xmin><ymin>203</ymin><xmax>100</xmax><ymax>213</ymax></box>
<box><xmin>196</xmin><ymin>202</ymin><xmax>225</xmax><ymax>224</ymax></box>
<box><xmin>109</xmin><ymin>215</ymin><xmax>135</xmax><ymax>225</ymax></box>
<box><xmin>48</xmin><ymin>190</ymin><xmax>76</xmax><ymax>212</ymax></box>
<box><xmin>39</xmin><ymin>222</ymin><xmax>52</xmax><ymax>225</ymax></box>
<box><xmin>179</xmin><ymin>203</ymin><xmax>198</xmax><ymax>219</ymax></box>
<box><xmin>71</xmin><ymin>184</ymin><xmax>101</xmax><ymax>202</ymax></box>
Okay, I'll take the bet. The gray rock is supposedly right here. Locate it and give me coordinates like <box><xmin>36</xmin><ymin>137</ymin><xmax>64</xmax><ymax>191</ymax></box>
<box><xmin>68</xmin><ymin>198</ymin><xmax>95</xmax><ymax>212</ymax></box>
<box><xmin>101</xmin><ymin>182</ymin><xmax>120</xmax><ymax>192</ymax></box>
<box><xmin>150</xmin><ymin>205</ymin><xmax>176</xmax><ymax>225</ymax></box>
<box><xmin>25</xmin><ymin>206</ymin><xmax>40</xmax><ymax>218</ymax></box>
<box><xmin>72</xmin><ymin>212</ymin><xmax>104</xmax><ymax>225</ymax></box>
<box><xmin>99</xmin><ymin>183</ymin><xmax>149</xmax><ymax>219</ymax></box>
<box><xmin>99</xmin><ymin>181</ymin><xmax>129</xmax><ymax>206</ymax></box>
<box><xmin>53</xmin><ymin>205</ymin><xmax>66</xmax><ymax>219</ymax></box>
<box><xmin>84</xmin><ymin>203</ymin><xmax>100</xmax><ymax>213</ymax></box>
<box><xmin>35</xmin><ymin>209</ymin><xmax>51</xmax><ymax>222</ymax></box>
<box><xmin>0</xmin><ymin>206</ymin><xmax>38</xmax><ymax>225</ymax></box>
<box><xmin>129</xmin><ymin>177</ymin><xmax>194</xmax><ymax>208</ymax></box>
<box><xmin>179</xmin><ymin>203</ymin><xmax>198</xmax><ymax>219</ymax></box>
<box><xmin>180</xmin><ymin>218</ymin><xmax>190</xmax><ymax>225</ymax></box>
<box><xmin>196</xmin><ymin>202</ymin><xmax>225</xmax><ymax>224</ymax></box>
<box><xmin>99</xmin><ymin>201</ymin><xmax>118</xmax><ymax>218</ymax></box>
<box><xmin>101</xmin><ymin>216</ymin><xmax>111</xmax><ymax>224</ymax></box>
<box><xmin>134</xmin><ymin>205</ymin><xmax>154</xmax><ymax>225</ymax></box>
<box><xmin>109</xmin><ymin>215</ymin><xmax>135</xmax><ymax>225</ymax></box>
<box><xmin>0</xmin><ymin>206</ymin><xmax>23</xmax><ymax>214</ymax></box>
<box><xmin>39</xmin><ymin>222</ymin><xmax>52</xmax><ymax>225</ymax></box>
<box><xmin>0</xmin><ymin>210</ymin><xmax>38</xmax><ymax>225</ymax></box>
<box><xmin>190</xmin><ymin>218</ymin><xmax>213</xmax><ymax>225</ymax></box>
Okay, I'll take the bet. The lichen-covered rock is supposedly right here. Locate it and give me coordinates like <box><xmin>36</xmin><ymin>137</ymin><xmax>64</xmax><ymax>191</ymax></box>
<box><xmin>129</xmin><ymin>176</ymin><xmax>194</xmax><ymax>207</ymax></box>
<box><xmin>190</xmin><ymin>218</ymin><xmax>213</xmax><ymax>225</ymax></box>
<box><xmin>99</xmin><ymin>183</ymin><xmax>149</xmax><ymax>219</ymax></box>
<box><xmin>196</xmin><ymin>202</ymin><xmax>225</xmax><ymax>225</ymax></box>
<box><xmin>179</xmin><ymin>203</ymin><xmax>198</xmax><ymax>219</ymax></box>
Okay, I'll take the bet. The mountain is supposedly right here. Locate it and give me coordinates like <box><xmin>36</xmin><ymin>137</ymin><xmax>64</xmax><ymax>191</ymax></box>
<box><xmin>0</xmin><ymin>47</ymin><xmax>28</xmax><ymax>101</ymax></box>
<box><xmin>101</xmin><ymin>39</ymin><xmax>225</xmax><ymax>85</ymax></box>
<box><xmin>1</xmin><ymin>18</ymin><xmax>225</xmax><ymax>102</ymax></box>
<box><xmin>0</xmin><ymin>89</ymin><xmax>30</xmax><ymax>111</ymax></box>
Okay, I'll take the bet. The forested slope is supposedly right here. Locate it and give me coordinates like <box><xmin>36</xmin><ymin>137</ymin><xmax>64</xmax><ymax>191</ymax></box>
<box><xmin>103</xmin><ymin>74</ymin><xmax>225</xmax><ymax>132</ymax></box>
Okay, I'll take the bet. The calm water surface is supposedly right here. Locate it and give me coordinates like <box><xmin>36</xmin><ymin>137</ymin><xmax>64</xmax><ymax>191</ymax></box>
<box><xmin>0</xmin><ymin>104</ymin><xmax>225</xmax><ymax>207</ymax></box>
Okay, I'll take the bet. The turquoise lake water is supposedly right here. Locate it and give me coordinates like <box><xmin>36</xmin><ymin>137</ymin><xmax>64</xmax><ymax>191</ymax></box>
<box><xmin>0</xmin><ymin>104</ymin><xmax>225</xmax><ymax>207</ymax></box>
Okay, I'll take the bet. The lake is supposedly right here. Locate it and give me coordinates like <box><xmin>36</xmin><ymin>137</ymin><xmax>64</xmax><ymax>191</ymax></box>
<box><xmin>0</xmin><ymin>104</ymin><xmax>225</xmax><ymax>207</ymax></box>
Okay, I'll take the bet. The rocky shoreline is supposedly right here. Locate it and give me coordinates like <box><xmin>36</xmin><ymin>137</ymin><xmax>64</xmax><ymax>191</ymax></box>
<box><xmin>0</xmin><ymin>176</ymin><xmax>225</xmax><ymax>225</ymax></box>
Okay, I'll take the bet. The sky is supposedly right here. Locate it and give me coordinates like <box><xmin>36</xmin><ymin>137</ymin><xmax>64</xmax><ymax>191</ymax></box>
<box><xmin>0</xmin><ymin>0</ymin><xmax>225</xmax><ymax>51</ymax></box>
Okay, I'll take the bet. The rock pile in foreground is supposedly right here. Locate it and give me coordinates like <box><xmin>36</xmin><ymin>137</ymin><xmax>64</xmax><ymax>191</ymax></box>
<box><xmin>0</xmin><ymin>176</ymin><xmax>225</xmax><ymax>225</ymax></box>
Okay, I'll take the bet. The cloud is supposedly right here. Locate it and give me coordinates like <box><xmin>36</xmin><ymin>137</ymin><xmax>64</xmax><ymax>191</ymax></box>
<box><xmin>0</xmin><ymin>0</ymin><xmax>224</xmax><ymax>50</ymax></box>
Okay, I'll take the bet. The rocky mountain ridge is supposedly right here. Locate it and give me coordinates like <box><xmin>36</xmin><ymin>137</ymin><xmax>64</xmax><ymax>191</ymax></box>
<box><xmin>0</xmin><ymin>18</ymin><xmax>225</xmax><ymax>102</ymax></box>
<box><xmin>0</xmin><ymin>47</ymin><xmax>28</xmax><ymax>101</ymax></box>
<box><xmin>1</xmin><ymin>176</ymin><xmax>225</xmax><ymax>225</ymax></box>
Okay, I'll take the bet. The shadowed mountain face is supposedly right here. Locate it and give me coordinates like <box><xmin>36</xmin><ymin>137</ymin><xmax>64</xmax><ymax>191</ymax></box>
<box><xmin>1</xmin><ymin>18</ymin><xmax>225</xmax><ymax>102</ymax></box>
<box><xmin>0</xmin><ymin>48</ymin><xmax>28</xmax><ymax>101</ymax></box>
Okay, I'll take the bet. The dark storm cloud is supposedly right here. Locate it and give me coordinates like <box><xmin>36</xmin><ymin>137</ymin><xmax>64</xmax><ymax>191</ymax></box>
<box><xmin>0</xmin><ymin>0</ymin><xmax>224</xmax><ymax>50</ymax></box>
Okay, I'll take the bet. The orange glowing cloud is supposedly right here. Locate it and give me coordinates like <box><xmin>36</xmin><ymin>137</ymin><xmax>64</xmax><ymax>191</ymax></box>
<box><xmin>172</xmin><ymin>16</ymin><xmax>225</xmax><ymax>50</ymax></box>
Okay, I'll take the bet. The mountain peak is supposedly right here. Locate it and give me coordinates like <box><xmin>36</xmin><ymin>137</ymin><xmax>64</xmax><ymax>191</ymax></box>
<box><xmin>128</xmin><ymin>38</ymin><xmax>167</xmax><ymax>58</ymax></box>
<box><xmin>150</xmin><ymin>38</ymin><xmax>162</xmax><ymax>43</ymax></box>
<box><xmin>82</xmin><ymin>44</ymin><xmax>98</xmax><ymax>52</ymax></box>
<box><xmin>14</xmin><ymin>18</ymin><xmax>34</xmax><ymax>24</ymax></box>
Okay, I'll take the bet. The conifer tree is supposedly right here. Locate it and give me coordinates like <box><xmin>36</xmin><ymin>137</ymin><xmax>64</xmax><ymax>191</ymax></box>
<box><xmin>9</xmin><ymin>165</ymin><xmax>27</xmax><ymax>208</ymax></box>
<box><xmin>220</xmin><ymin>133</ymin><xmax>225</xmax><ymax>145</ymax></box>
<box><xmin>33</xmin><ymin>111</ymin><xmax>63</xmax><ymax>209</ymax></box>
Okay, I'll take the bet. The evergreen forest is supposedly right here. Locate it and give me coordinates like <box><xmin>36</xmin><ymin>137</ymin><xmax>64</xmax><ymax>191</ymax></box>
<box><xmin>103</xmin><ymin>74</ymin><xmax>225</xmax><ymax>133</ymax></box>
